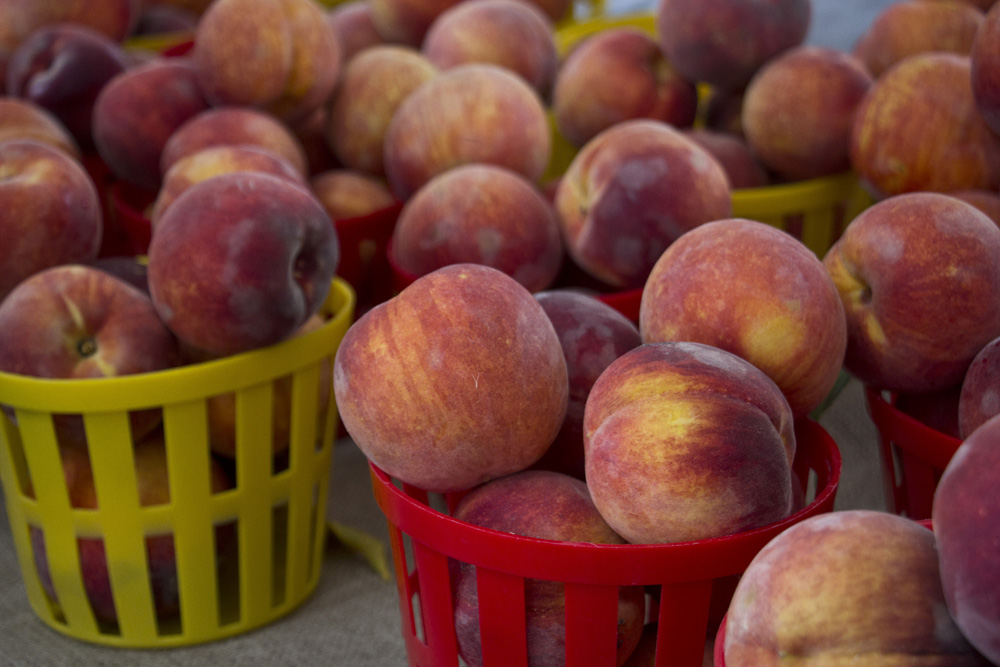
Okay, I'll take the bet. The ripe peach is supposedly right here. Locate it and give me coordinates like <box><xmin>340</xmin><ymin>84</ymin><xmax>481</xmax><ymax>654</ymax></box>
<box><xmin>823</xmin><ymin>192</ymin><xmax>1000</xmax><ymax>393</ymax></box>
<box><xmin>5</xmin><ymin>23</ymin><xmax>130</xmax><ymax>152</ymax></box>
<box><xmin>725</xmin><ymin>510</ymin><xmax>988</xmax><ymax>665</ymax></box>
<box><xmin>584</xmin><ymin>342</ymin><xmax>795</xmax><ymax>544</ymax></box>
<box><xmin>0</xmin><ymin>140</ymin><xmax>102</xmax><ymax>302</ymax></box>
<box><xmin>742</xmin><ymin>46</ymin><xmax>873</xmax><ymax>181</ymax></box>
<box><xmin>854</xmin><ymin>0</ymin><xmax>984</xmax><ymax>78</ymax></box>
<box><xmin>554</xmin><ymin>119</ymin><xmax>732</xmax><ymax>289</ymax></box>
<box><xmin>421</xmin><ymin>0</ymin><xmax>558</xmax><ymax>98</ymax></box>
<box><xmin>933</xmin><ymin>413</ymin><xmax>1000</xmax><ymax>664</ymax></box>
<box><xmin>851</xmin><ymin>52</ymin><xmax>1000</xmax><ymax>198</ymax></box>
<box><xmin>333</xmin><ymin>263</ymin><xmax>569</xmax><ymax>493</ymax></box>
<box><xmin>147</xmin><ymin>172</ymin><xmax>339</xmax><ymax>356</ymax></box>
<box><xmin>389</xmin><ymin>163</ymin><xmax>564</xmax><ymax>292</ymax></box>
<box><xmin>655</xmin><ymin>0</ymin><xmax>811</xmax><ymax>91</ymax></box>
<box><xmin>325</xmin><ymin>45</ymin><xmax>438</xmax><ymax>178</ymax></box>
<box><xmin>958</xmin><ymin>335</ymin><xmax>1000</xmax><ymax>437</ymax></box>
<box><xmin>91</xmin><ymin>57</ymin><xmax>210</xmax><ymax>192</ymax></box>
<box><xmin>192</xmin><ymin>0</ymin><xmax>342</xmax><ymax>123</ymax></box>
<box><xmin>552</xmin><ymin>27</ymin><xmax>698</xmax><ymax>149</ymax></box>
<box><xmin>641</xmin><ymin>218</ymin><xmax>847</xmax><ymax>419</ymax></box>
<box><xmin>450</xmin><ymin>470</ymin><xmax>644</xmax><ymax>666</ymax></box>
<box><xmin>382</xmin><ymin>63</ymin><xmax>551</xmax><ymax>200</ymax></box>
<box><xmin>326</xmin><ymin>0</ymin><xmax>385</xmax><ymax>62</ymax></box>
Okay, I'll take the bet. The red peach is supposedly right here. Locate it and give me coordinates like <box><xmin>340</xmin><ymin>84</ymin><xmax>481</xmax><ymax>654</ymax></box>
<box><xmin>640</xmin><ymin>218</ymin><xmax>847</xmax><ymax>419</ymax></box>
<box><xmin>554</xmin><ymin>119</ymin><xmax>732</xmax><ymax>290</ymax></box>
<box><xmin>333</xmin><ymin>263</ymin><xmax>569</xmax><ymax>492</ymax></box>
<box><xmin>584</xmin><ymin>342</ymin><xmax>795</xmax><ymax>544</ymax></box>
<box><xmin>389</xmin><ymin>163</ymin><xmax>564</xmax><ymax>292</ymax></box>
<box><xmin>383</xmin><ymin>63</ymin><xmax>551</xmax><ymax>201</ymax></box>
<box><xmin>325</xmin><ymin>45</ymin><xmax>438</xmax><ymax>178</ymax></box>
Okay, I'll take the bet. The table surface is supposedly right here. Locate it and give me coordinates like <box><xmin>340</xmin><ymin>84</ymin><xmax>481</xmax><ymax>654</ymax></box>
<box><xmin>0</xmin><ymin>0</ymin><xmax>903</xmax><ymax>664</ymax></box>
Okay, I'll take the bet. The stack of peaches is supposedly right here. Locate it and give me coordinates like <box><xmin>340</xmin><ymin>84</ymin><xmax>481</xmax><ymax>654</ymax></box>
<box><xmin>0</xmin><ymin>0</ymin><xmax>998</xmax><ymax>663</ymax></box>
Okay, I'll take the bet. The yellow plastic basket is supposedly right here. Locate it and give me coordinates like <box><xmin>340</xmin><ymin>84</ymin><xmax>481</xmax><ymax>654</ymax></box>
<box><xmin>0</xmin><ymin>278</ymin><xmax>355</xmax><ymax>648</ymax></box>
<box><xmin>548</xmin><ymin>14</ymin><xmax>873</xmax><ymax>259</ymax></box>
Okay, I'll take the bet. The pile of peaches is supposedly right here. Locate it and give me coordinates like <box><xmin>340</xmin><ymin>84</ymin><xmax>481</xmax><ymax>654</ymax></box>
<box><xmin>0</xmin><ymin>0</ymin><xmax>998</xmax><ymax>663</ymax></box>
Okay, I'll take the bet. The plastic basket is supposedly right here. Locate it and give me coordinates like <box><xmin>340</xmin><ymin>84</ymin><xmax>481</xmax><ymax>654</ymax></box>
<box><xmin>863</xmin><ymin>386</ymin><xmax>963</xmax><ymax>521</ymax></box>
<box><xmin>370</xmin><ymin>418</ymin><xmax>841</xmax><ymax>667</ymax></box>
<box><xmin>0</xmin><ymin>278</ymin><xmax>355</xmax><ymax>648</ymax></box>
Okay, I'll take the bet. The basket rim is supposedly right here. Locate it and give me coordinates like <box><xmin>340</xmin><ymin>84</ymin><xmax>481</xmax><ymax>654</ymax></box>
<box><xmin>369</xmin><ymin>418</ymin><xmax>842</xmax><ymax>585</ymax></box>
<box><xmin>0</xmin><ymin>278</ymin><xmax>355</xmax><ymax>413</ymax></box>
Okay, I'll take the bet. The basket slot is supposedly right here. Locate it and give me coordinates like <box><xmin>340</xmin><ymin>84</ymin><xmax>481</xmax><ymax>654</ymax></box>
<box><xmin>412</xmin><ymin>537</ymin><xmax>460</xmax><ymax>667</ymax></box>
<box><xmin>653</xmin><ymin>579</ymin><xmax>713</xmax><ymax>667</ymax></box>
<box><xmin>563</xmin><ymin>583</ymin><xmax>621</xmax><ymax>666</ymax></box>
<box><xmin>0</xmin><ymin>406</ymin><xmax>31</xmax><ymax>497</ymax></box>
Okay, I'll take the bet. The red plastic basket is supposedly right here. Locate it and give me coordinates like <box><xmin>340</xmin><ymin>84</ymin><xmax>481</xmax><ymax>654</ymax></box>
<box><xmin>369</xmin><ymin>418</ymin><xmax>841</xmax><ymax>667</ymax></box>
<box><xmin>863</xmin><ymin>386</ymin><xmax>963</xmax><ymax>521</ymax></box>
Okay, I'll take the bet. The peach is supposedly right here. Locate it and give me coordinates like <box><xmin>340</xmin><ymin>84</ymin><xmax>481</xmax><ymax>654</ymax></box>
<box><xmin>389</xmin><ymin>163</ymin><xmax>564</xmax><ymax>292</ymax></box>
<box><xmin>421</xmin><ymin>0</ymin><xmax>558</xmax><ymax>98</ymax></box>
<box><xmin>309</xmin><ymin>169</ymin><xmax>397</xmax><ymax>222</ymax></box>
<box><xmin>682</xmin><ymin>129</ymin><xmax>770</xmax><ymax>189</ymax></box>
<box><xmin>851</xmin><ymin>52</ymin><xmax>1000</xmax><ymax>198</ymax></box>
<box><xmin>5</xmin><ymin>23</ymin><xmax>130</xmax><ymax>152</ymax></box>
<box><xmin>160</xmin><ymin>106</ymin><xmax>310</xmax><ymax>180</ymax></box>
<box><xmin>382</xmin><ymin>63</ymin><xmax>551</xmax><ymax>200</ymax></box>
<box><xmin>151</xmin><ymin>144</ymin><xmax>306</xmax><ymax>227</ymax></box>
<box><xmin>531</xmin><ymin>289</ymin><xmax>642</xmax><ymax>480</ymax></box>
<box><xmin>724</xmin><ymin>510</ymin><xmax>988</xmax><ymax>665</ymax></box>
<box><xmin>450</xmin><ymin>470</ymin><xmax>644</xmax><ymax>666</ymax></box>
<box><xmin>326</xmin><ymin>0</ymin><xmax>385</xmax><ymax>62</ymax></box>
<box><xmin>325</xmin><ymin>45</ymin><xmax>438</xmax><ymax>178</ymax></box>
<box><xmin>0</xmin><ymin>139</ymin><xmax>102</xmax><ymax>302</ymax></box>
<box><xmin>554</xmin><ymin>119</ymin><xmax>732</xmax><ymax>290</ymax></box>
<box><xmin>192</xmin><ymin>0</ymin><xmax>342</xmax><ymax>124</ymax></box>
<box><xmin>655</xmin><ymin>0</ymin><xmax>811</xmax><ymax>91</ymax></box>
<box><xmin>333</xmin><ymin>263</ymin><xmax>569</xmax><ymax>493</ymax></box>
<box><xmin>0</xmin><ymin>96</ymin><xmax>79</xmax><ymax>157</ymax></box>
<box><xmin>972</xmin><ymin>2</ymin><xmax>1000</xmax><ymax>135</ymax></box>
<box><xmin>640</xmin><ymin>218</ymin><xmax>847</xmax><ymax>419</ymax></box>
<box><xmin>933</xmin><ymin>413</ymin><xmax>1000</xmax><ymax>663</ymax></box>
<box><xmin>584</xmin><ymin>341</ymin><xmax>795</xmax><ymax>544</ymax></box>
<box><xmin>958</xmin><ymin>335</ymin><xmax>1000</xmax><ymax>437</ymax></box>
<box><xmin>0</xmin><ymin>265</ymin><xmax>180</xmax><ymax>447</ymax></box>
<box><xmin>552</xmin><ymin>27</ymin><xmax>698</xmax><ymax>149</ymax></box>
<box><xmin>823</xmin><ymin>192</ymin><xmax>1000</xmax><ymax>393</ymax></box>
<box><xmin>91</xmin><ymin>57</ymin><xmax>210</xmax><ymax>192</ymax></box>
<box><xmin>854</xmin><ymin>0</ymin><xmax>984</xmax><ymax>78</ymax></box>
<box><xmin>742</xmin><ymin>46</ymin><xmax>873</xmax><ymax>181</ymax></box>
<box><xmin>147</xmin><ymin>172</ymin><xmax>339</xmax><ymax>356</ymax></box>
